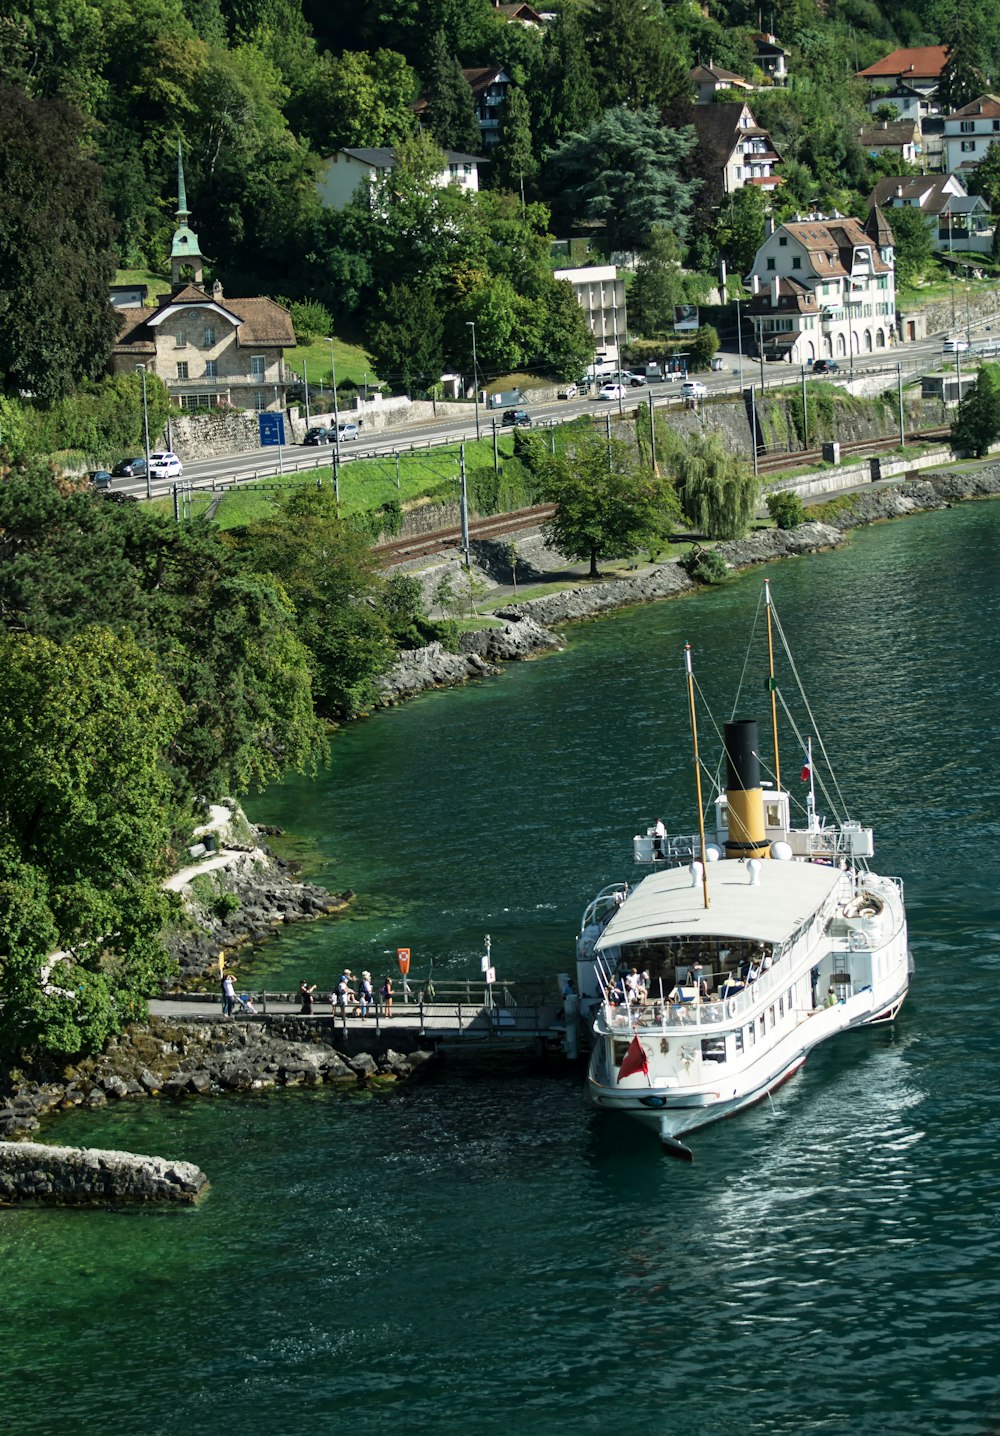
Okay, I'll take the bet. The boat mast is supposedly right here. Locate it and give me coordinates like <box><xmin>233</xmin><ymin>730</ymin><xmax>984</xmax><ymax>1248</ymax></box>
<box><xmin>684</xmin><ymin>642</ymin><xmax>711</xmax><ymax>909</ymax></box>
<box><xmin>765</xmin><ymin>579</ymin><xmax>781</xmax><ymax>793</ymax></box>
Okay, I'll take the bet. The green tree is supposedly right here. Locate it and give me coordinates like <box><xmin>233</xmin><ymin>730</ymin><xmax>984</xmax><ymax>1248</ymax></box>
<box><xmin>938</xmin><ymin>0</ymin><xmax>991</xmax><ymax>111</ymax></box>
<box><xmin>231</xmin><ymin>485</ymin><xmax>399</xmax><ymax>716</ymax></box>
<box><xmin>0</xmin><ymin>84</ymin><xmax>118</xmax><ymax>401</ymax></box>
<box><xmin>536</xmin><ymin>0</ymin><xmax>600</xmax><ymax>147</ymax></box>
<box><xmin>544</xmin><ymin>107</ymin><xmax>699</xmax><ymax>253</ymax></box>
<box><xmin>366</xmin><ymin>279</ymin><xmax>445</xmax><ymax>394</ymax></box>
<box><xmin>589</xmin><ymin>0</ymin><xmax>692</xmax><ymax>119</ymax></box>
<box><xmin>716</xmin><ymin>185</ymin><xmax>768</xmax><ymax>275</ymax></box>
<box><xmin>423</xmin><ymin>28</ymin><xmax>480</xmax><ymax>154</ymax></box>
<box><xmin>492</xmin><ymin>85</ymin><xmax>536</xmax><ymax>194</ymax></box>
<box><xmin>886</xmin><ymin>204</ymin><xmax>934</xmax><ymax>288</ymax></box>
<box><xmin>952</xmin><ymin>366</ymin><xmax>1000</xmax><ymax>455</ymax></box>
<box><xmin>289</xmin><ymin>48</ymin><xmax>418</xmax><ymax>151</ymax></box>
<box><xmin>630</xmin><ymin>227</ymin><xmax>710</xmax><ymax>335</ymax></box>
<box><xmin>969</xmin><ymin>141</ymin><xmax>1000</xmax><ymax>212</ymax></box>
<box><xmin>0</xmin><ymin>626</ymin><xmax>184</xmax><ymax>1059</ymax></box>
<box><xmin>541</xmin><ymin>433</ymin><xmax>681</xmax><ymax>576</ymax></box>
<box><xmin>667</xmin><ymin>432</ymin><xmax>762</xmax><ymax>540</ymax></box>
<box><xmin>0</xmin><ymin>466</ymin><xmax>324</xmax><ymax>799</ymax></box>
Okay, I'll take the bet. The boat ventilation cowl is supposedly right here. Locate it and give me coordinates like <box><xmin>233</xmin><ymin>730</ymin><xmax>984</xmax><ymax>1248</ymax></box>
<box><xmin>747</xmin><ymin>859</ymin><xmax>762</xmax><ymax>886</ymax></box>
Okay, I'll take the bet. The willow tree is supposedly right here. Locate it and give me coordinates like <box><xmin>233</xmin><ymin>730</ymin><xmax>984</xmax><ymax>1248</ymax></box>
<box><xmin>669</xmin><ymin>432</ymin><xmax>762</xmax><ymax>540</ymax></box>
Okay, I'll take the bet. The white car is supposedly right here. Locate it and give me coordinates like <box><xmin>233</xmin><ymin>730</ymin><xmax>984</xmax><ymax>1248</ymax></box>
<box><xmin>148</xmin><ymin>451</ymin><xmax>182</xmax><ymax>479</ymax></box>
<box><xmin>943</xmin><ymin>337</ymin><xmax>970</xmax><ymax>354</ymax></box>
<box><xmin>680</xmin><ymin>380</ymin><xmax>708</xmax><ymax>399</ymax></box>
<box><xmin>596</xmin><ymin>383</ymin><xmax>626</xmax><ymax>401</ymax></box>
<box><xmin>336</xmin><ymin>421</ymin><xmax>359</xmax><ymax>441</ymax></box>
<box><xmin>558</xmin><ymin>382</ymin><xmax>578</xmax><ymax>400</ymax></box>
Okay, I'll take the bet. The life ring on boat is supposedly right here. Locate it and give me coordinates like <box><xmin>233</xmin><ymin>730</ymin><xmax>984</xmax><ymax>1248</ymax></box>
<box><xmin>727</xmin><ymin>998</ymin><xmax>738</xmax><ymax>1019</ymax></box>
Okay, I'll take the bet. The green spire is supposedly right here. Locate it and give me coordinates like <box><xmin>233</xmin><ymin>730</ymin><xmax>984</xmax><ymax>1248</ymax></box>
<box><xmin>176</xmin><ymin>139</ymin><xmax>188</xmax><ymax>221</ymax></box>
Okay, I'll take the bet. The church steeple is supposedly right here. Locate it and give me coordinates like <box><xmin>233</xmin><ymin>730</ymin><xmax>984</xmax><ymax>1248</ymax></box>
<box><xmin>170</xmin><ymin>140</ymin><xmax>206</xmax><ymax>290</ymax></box>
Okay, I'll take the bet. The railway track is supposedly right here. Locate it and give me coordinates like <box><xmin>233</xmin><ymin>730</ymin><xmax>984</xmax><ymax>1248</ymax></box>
<box><xmin>373</xmin><ymin>504</ymin><xmax>556</xmax><ymax>566</ymax></box>
<box><xmin>374</xmin><ymin>428</ymin><xmax>953</xmax><ymax>565</ymax></box>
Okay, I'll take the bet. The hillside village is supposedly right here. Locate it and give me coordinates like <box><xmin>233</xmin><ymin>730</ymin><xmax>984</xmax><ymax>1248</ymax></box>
<box><xmin>7</xmin><ymin>0</ymin><xmax>1000</xmax><ymax>1062</ymax></box>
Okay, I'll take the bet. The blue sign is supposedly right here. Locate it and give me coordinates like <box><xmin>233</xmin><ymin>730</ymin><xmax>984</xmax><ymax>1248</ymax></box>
<box><xmin>258</xmin><ymin>412</ymin><xmax>285</xmax><ymax>447</ymax></box>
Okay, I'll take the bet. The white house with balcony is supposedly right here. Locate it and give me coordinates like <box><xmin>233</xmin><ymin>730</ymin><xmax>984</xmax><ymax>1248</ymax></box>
<box><xmin>691</xmin><ymin>103</ymin><xmax>781</xmax><ymax>206</ymax></box>
<box><xmin>943</xmin><ymin>94</ymin><xmax>1000</xmax><ymax>175</ymax></box>
<box><xmin>552</xmin><ymin>265</ymin><xmax>625</xmax><ymax>363</ymax></box>
<box><xmin>868</xmin><ymin>174</ymin><xmax>992</xmax><ymax>253</ymax></box>
<box><xmin>317</xmin><ymin>146</ymin><xmax>482</xmax><ymax>210</ymax></box>
<box><xmin>745</xmin><ymin>209</ymin><xmax>896</xmax><ymax>366</ymax></box>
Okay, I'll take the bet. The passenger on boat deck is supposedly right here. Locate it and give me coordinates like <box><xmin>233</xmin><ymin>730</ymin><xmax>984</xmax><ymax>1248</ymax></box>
<box><xmin>653</xmin><ymin>818</ymin><xmax>667</xmax><ymax>859</ymax></box>
<box><xmin>625</xmin><ymin>967</ymin><xmax>641</xmax><ymax>1001</ymax></box>
<box><xmin>762</xmin><ymin>953</ymin><xmax>773</xmax><ymax>971</ymax></box>
<box><xmin>687</xmin><ymin>962</ymin><xmax>709</xmax><ymax>999</ymax></box>
<box><xmin>607</xmin><ymin>976</ymin><xmax>625</xmax><ymax>1005</ymax></box>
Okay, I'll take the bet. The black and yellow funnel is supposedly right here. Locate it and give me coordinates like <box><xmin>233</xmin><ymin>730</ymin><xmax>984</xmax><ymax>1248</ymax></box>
<box><xmin>723</xmin><ymin>719</ymin><xmax>770</xmax><ymax>860</ymax></box>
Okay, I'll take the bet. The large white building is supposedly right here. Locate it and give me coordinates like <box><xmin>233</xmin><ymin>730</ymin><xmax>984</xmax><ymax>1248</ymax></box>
<box><xmin>745</xmin><ymin>210</ymin><xmax>896</xmax><ymax>366</ymax></box>
<box><xmin>552</xmin><ymin>265</ymin><xmax>626</xmax><ymax>360</ymax></box>
<box><xmin>317</xmin><ymin>147</ymin><xmax>482</xmax><ymax>210</ymax></box>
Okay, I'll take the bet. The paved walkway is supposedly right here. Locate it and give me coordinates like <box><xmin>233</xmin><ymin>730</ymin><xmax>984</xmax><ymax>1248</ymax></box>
<box><xmin>148</xmin><ymin>995</ymin><xmax>562</xmax><ymax>1039</ymax></box>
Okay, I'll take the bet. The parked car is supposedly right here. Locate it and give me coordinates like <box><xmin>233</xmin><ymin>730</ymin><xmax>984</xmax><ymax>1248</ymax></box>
<box><xmin>501</xmin><ymin>408</ymin><xmax>532</xmax><ymax>427</ymax></box>
<box><xmin>111</xmin><ymin>456</ymin><xmax>147</xmax><ymax>478</ymax></box>
<box><xmin>336</xmin><ymin>420</ymin><xmax>359</xmax><ymax>441</ymax></box>
<box><xmin>943</xmin><ymin>337</ymin><xmax>970</xmax><ymax>354</ymax></box>
<box><xmin>623</xmin><ymin>371</ymin><xmax>647</xmax><ymax>387</ymax></box>
<box><xmin>680</xmin><ymin>380</ymin><xmax>708</xmax><ymax>400</ymax></box>
<box><xmin>88</xmin><ymin>469</ymin><xmax>112</xmax><ymax>491</ymax></box>
<box><xmin>148</xmin><ymin>451</ymin><xmax>182</xmax><ymax>479</ymax></box>
<box><xmin>303</xmin><ymin>426</ymin><xmax>333</xmax><ymax>445</ymax></box>
<box><xmin>812</xmin><ymin>359</ymin><xmax>840</xmax><ymax>374</ymax></box>
<box><xmin>596</xmin><ymin>384</ymin><xmax>626</xmax><ymax>401</ymax></box>
<box><xmin>558</xmin><ymin>382</ymin><xmax>578</xmax><ymax>400</ymax></box>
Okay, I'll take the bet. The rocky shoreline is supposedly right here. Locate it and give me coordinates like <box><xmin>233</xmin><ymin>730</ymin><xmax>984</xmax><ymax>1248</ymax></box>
<box><xmin>0</xmin><ymin>1142</ymin><xmax>208</xmax><ymax>1206</ymax></box>
<box><xmin>377</xmin><ymin>466</ymin><xmax>1000</xmax><ymax>704</ymax></box>
<box><xmin>0</xmin><ymin>1017</ymin><xmax>437</xmax><ymax>1146</ymax></box>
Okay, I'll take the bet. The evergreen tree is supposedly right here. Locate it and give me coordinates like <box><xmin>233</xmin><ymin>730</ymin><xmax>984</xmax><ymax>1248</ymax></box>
<box><xmin>537</xmin><ymin>1</ymin><xmax>600</xmax><ymax>146</ymax></box>
<box><xmin>885</xmin><ymin>204</ymin><xmax>933</xmax><ymax>288</ymax></box>
<box><xmin>715</xmin><ymin>185</ymin><xmax>768</xmax><ymax>276</ymax></box>
<box><xmin>492</xmin><ymin>86</ymin><xmax>536</xmax><ymax>194</ymax></box>
<box><xmin>365</xmin><ymin>279</ymin><xmax>445</xmax><ymax>396</ymax></box>
<box><xmin>423</xmin><ymin>28</ymin><xmax>481</xmax><ymax>154</ymax></box>
<box><xmin>0</xmin><ymin>84</ymin><xmax>118</xmax><ymax>401</ymax></box>
<box><xmin>589</xmin><ymin>0</ymin><xmax>692</xmax><ymax>120</ymax></box>
<box><xmin>938</xmin><ymin>0</ymin><xmax>991</xmax><ymax>111</ymax></box>
<box><xmin>952</xmin><ymin>367</ymin><xmax>1000</xmax><ymax>456</ymax></box>
<box><xmin>631</xmin><ymin>227</ymin><xmax>693</xmax><ymax>335</ymax></box>
<box><xmin>544</xmin><ymin>107</ymin><xmax>699</xmax><ymax>253</ymax></box>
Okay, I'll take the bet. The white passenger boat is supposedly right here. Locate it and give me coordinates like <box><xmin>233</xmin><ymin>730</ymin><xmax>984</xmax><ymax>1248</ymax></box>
<box><xmin>576</xmin><ymin>584</ymin><xmax>911</xmax><ymax>1159</ymax></box>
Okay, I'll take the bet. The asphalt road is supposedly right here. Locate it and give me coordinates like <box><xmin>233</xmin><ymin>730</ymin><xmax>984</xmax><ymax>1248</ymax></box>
<box><xmin>107</xmin><ymin>318</ymin><xmax>994</xmax><ymax>502</ymax></box>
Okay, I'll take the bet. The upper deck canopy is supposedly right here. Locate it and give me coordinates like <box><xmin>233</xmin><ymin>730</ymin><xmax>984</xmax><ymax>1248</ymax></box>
<box><xmin>595</xmin><ymin>859</ymin><xmax>844</xmax><ymax>951</ymax></box>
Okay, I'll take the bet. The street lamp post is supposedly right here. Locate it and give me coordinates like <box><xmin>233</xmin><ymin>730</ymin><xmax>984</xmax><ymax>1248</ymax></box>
<box><xmin>736</xmin><ymin>294</ymin><xmax>745</xmax><ymax>388</ymax></box>
<box><xmin>466</xmin><ymin>321</ymin><xmax>481</xmax><ymax>440</ymax></box>
<box><xmin>327</xmin><ymin>336</ymin><xmax>341</xmax><ymax>505</ymax></box>
<box><xmin>136</xmin><ymin>364</ymin><xmax>152</xmax><ymax>501</ymax></box>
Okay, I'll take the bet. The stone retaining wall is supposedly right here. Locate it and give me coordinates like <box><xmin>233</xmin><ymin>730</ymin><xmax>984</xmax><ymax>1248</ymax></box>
<box><xmin>0</xmin><ymin>1141</ymin><xmax>208</xmax><ymax>1206</ymax></box>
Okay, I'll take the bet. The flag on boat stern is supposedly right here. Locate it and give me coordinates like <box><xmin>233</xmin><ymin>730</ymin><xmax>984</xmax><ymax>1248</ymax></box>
<box><xmin>800</xmin><ymin>753</ymin><xmax>811</xmax><ymax>782</ymax></box>
<box><xmin>617</xmin><ymin>1035</ymin><xmax>648</xmax><ymax>1083</ymax></box>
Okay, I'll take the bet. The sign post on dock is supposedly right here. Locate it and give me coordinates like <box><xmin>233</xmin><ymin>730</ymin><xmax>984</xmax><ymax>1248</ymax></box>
<box><xmin>482</xmin><ymin>934</ymin><xmax>495</xmax><ymax>1010</ymax></box>
<box><xmin>397</xmin><ymin>947</ymin><xmax>411</xmax><ymax>998</ymax></box>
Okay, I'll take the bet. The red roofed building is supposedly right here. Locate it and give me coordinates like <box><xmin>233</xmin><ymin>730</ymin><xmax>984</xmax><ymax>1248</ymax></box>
<box><xmin>856</xmin><ymin>46</ymin><xmax>949</xmax><ymax>96</ymax></box>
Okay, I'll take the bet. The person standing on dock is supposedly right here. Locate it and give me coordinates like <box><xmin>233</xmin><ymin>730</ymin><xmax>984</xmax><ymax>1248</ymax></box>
<box><xmin>298</xmin><ymin>980</ymin><xmax>317</xmax><ymax>1014</ymax></box>
<box><xmin>380</xmin><ymin>975</ymin><xmax>394</xmax><ymax>1017</ymax></box>
<box><xmin>359</xmin><ymin>972</ymin><xmax>374</xmax><ymax>1019</ymax></box>
<box><xmin>221</xmin><ymin>972</ymin><xmax>236</xmax><ymax>1018</ymax></box>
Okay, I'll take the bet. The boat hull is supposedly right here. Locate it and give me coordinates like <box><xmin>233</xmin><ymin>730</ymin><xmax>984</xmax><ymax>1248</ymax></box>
<box><xmin>588</xmin><ymin>979</ymin><xmax>909</xmax><ymax>1144</ymax></box>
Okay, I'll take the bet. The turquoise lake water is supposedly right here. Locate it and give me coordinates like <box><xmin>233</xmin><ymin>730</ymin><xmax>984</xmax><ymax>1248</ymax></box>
<box><xmin>4</xmin><ymin>502</ymin><xmax>1000</xmax><ymax>1436</ymax></box>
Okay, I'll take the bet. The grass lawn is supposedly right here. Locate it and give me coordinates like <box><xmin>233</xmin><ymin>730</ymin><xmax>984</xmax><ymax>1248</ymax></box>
<box><xmin>195</xmin><ymin>433</ymin><xmax>523</xmax><ymax>529</ymax></box>
<box><xmin>114</xmin><ymin>268</ymin><xmax>170</xmax><ymax>299</ymax></box>
<box><xmin>284</xmin><ymin>336</ymin><xmax>378</xmax><ymax>389</ymax></box>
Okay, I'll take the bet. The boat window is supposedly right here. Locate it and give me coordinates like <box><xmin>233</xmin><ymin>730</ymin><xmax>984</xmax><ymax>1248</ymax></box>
<box><xmin>613</xmin><ymin>1040</ymin><xmax>631</xmax><ymax>1066</ymax></box>
<box><xmin>734</xmin><ymin>1028</ymin><xmax>744</xmax><ymax>1054</ymax></box>
<box><xmin>701</xmin><ymin>1037</ymin><xmax>726</xmax><ymax>1064</ymax></box>
<box><xmin>746</xmin><ymin>1022</ymin><xmax>755</xmax><ymax>1047</ymax></box>
<box><xmin>769</xmin><ymin>1005</ymin><xmax>775</xmax><ymax>1027</ymax></box>
<box><xmin>765</xmin><ymin>801</ymin><xmax>782</xmax><ymax>826</ymax></box>
<box><xmin>778</xmin><ymin>995</ymin><xmax>784</xmax><ymax>1017</ymax></box>
<box><xmin>758</xmin><ymin>1015</ymin><xmax>766</xmax><ymax>1038</ymax></box>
